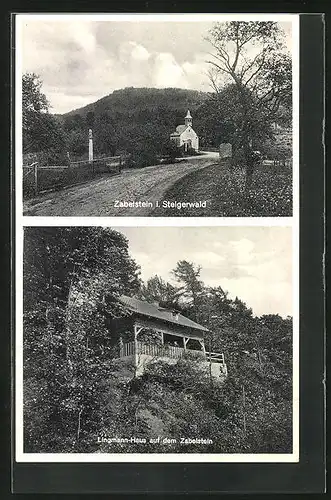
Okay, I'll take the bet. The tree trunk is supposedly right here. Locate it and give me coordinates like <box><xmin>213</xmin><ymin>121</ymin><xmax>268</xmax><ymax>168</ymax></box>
<box><xmin>243</xmin><ymin>143</ymin><xmax>255</xmax><ymax>192</ymax></box>
<box><xmin>245</xmin><ymin>161</ymin><xmax>254</xmax><ymax>191</ymax></box>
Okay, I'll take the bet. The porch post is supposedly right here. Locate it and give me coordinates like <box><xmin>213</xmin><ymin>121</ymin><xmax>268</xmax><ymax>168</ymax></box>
<box><xmin>200</xmin><ymin>339</ymin><xmax>206</xmax><ymax>355</ymax></box>
<box><xmin>133</xmin><ymin>323</ymin><xmax>139</xmax><ymax>372</ymax></box>
<box><xmin>183</xmin><ymin>337</ymin><xmax>189</xmax><ymax>350</ymax></box>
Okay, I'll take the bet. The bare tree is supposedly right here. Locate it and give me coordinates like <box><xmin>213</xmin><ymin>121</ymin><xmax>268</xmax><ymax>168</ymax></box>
<box><xmin>206</xmin><ymin>21</ymin><xmax>292</xmax><ymax>189</ymax></box>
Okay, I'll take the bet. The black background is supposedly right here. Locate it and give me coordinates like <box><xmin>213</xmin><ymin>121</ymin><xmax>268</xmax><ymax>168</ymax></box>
<box><xmin>1</xmin><ymin>3</ymin><xmax>326</xmax><ymax>496</ymax></box>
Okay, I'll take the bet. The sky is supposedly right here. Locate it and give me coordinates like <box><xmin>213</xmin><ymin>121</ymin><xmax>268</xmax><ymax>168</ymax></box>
<box><xmin>19</xmin><ymin>15</ymin><xmax>293</xmax><ymax>114</ymax></box>
<box><xmin>117</xmin><ymin>226</ymin><xmax>292</xmax><ymax>318</ymax></box>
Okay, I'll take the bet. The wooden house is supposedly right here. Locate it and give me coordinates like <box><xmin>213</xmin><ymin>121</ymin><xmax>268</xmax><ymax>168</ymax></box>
<box><xmin>108</xmin><ymin>295</ymin><xmax>227</xmax><ymax>379</ymax></box>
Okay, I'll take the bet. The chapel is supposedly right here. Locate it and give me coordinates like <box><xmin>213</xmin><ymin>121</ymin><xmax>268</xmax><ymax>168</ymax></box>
<box><xmin>170</xmin><ymin>110</ymin><xmax>199</xmax><ymax>152</ymax></box>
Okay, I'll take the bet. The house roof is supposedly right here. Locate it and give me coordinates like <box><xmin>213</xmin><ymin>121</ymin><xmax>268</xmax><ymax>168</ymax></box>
<box><xmin>119</xmin><ymin>295</ymin><xmax>208</xmax><ymax>333</ymax></box>
<box><xmin>176</xmin><ymin>124</ymin><xmax>187</xmax><ymax>134</ymax></box>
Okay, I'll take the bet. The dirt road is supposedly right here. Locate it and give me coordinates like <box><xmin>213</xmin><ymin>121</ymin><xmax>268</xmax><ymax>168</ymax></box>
<box><xmin>23</xmin><ymin>152</ymin><xmax>219</xmax><ymax>217</ymax></box>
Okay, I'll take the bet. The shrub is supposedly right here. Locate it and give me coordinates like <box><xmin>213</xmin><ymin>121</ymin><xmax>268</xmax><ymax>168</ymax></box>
<box><xmin>126</xmin><ymin>148</ymin><xmax>158</xmax><ymax>168</ymax></box>
<box><xmin>162</xmin><ymin>141</ymin><xmax>180</xmax><ymax>162</ymax></box>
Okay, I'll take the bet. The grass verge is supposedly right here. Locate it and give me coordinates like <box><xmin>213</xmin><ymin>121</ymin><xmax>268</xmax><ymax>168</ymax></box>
<box><xmin>151</xmin><ymin>161</ymin><xmax>292</xmax><ymax>217</ymax></box>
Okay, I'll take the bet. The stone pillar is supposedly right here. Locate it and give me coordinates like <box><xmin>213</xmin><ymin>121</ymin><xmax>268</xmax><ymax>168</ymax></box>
<box><xmin>88</xmin><ymin>128</ymin><xmax>93</xmax><ymax>163</ymax></box>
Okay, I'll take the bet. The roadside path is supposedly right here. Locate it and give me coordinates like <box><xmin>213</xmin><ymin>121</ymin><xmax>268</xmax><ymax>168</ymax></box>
<box><xmin>23</xmin><ymin>152</ymin><xmax>219</xmax><ymax>217</ymax></box>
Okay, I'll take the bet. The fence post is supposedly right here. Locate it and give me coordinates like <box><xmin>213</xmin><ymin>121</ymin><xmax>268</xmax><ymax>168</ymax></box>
<box><xmin>34</xmin><ymin>163</ymin><xmax>38</xmax><ymax>196</ymax></box>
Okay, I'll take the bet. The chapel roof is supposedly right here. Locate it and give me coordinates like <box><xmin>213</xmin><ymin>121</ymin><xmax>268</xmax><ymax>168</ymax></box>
<box><xmin>119</xmin><ymin>295</ymin><xmax>208</xmax><ymax>334</ymax></box>
<box><xmin>176</xmin><ymin>124</ymin><xmax>187</xmax><ymax>134</ymax></box>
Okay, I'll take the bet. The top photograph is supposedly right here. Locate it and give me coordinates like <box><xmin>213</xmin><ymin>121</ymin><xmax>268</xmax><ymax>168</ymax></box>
<box><xmin>17</xmin><ymin>14</ymin><xmax>297</xmax><ymax>218</ymax></box>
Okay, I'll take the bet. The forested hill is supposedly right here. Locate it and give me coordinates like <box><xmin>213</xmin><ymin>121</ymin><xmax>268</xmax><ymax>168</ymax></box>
<box><xmin>61</xmin><ymin>87</ymin><xmax>209</xmax><ymax>123</ymax></box>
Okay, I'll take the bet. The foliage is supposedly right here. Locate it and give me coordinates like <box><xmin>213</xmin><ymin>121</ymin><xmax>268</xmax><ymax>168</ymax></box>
<box><xmin>22</xmin><ymin>72</ymin><xmax>49</xmax><ymax>115</ymax></box>
<box><xmin>60</xmin><ymin>88</ymin><xmax>210</xmax><ymax>165</ymax></box>
<box><xmin>139</xmin><ymin>275</ymin><xmax>181</xmax><ymax>309</ymax></box>
<box><xmin>172</xmin><ymin>260</ymin><xmax>204</xmax><ymax>314</ymax></box>
<box><xmin>23</xmin><ymin>227</ymin><xmax>141</xmax><ymax>452</ymax></box>
<box><xmin>206</xmin><ymin>21</ymin><xmax>292</xmax><ymax>188</ymax></box>
<box><xmin>65</xmin><ymin>129</ymin><xmax>89</xmax><ymax>158</ymax></box>
<box><xmin>161</xmin><ymin>140</ymin><xmax>181</xmax><ymax>162</ymax></box>
<box><xmin>22</xmin><ymin>73</ymin><xmax>66</xmax><ymax>156</ymax></box>
<box><xmin>95</xmin><ymin>351</ymin><xmax>292</xmax><ymax>454</ymax></box>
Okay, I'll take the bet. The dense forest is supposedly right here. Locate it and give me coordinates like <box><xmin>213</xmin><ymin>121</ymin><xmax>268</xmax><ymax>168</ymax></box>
<box><xmin>23</xmin><ymin>227</ymin><xmax>292</xmax><ymax>454</ymax></box>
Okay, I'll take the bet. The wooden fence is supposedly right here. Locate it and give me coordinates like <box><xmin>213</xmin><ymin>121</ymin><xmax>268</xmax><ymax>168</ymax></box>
<box><xmin>23</xmin><ymin>155</ymin><xmax>122</xmax><ymax>198</ymax></box>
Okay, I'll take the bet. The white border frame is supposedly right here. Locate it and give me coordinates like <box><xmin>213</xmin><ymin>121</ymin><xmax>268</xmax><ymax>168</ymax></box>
<box><xmin>15</xmin><ymin>13</ymin><xmax>300</xmax><ymax>463</ymax></box>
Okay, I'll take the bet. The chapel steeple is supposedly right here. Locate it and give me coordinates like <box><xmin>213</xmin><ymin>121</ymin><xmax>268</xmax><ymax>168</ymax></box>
<box><xmin>185</xmin><ymin>109</ymin><xmax>192</xmax><ymax>127</ymax></box>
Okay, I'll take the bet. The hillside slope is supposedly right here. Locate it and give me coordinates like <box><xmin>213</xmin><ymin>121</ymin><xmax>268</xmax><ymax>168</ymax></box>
<box><xmin>61</xmin><ymin>87</ymin><xmax>209</xmax><ymax>122</ymax></box>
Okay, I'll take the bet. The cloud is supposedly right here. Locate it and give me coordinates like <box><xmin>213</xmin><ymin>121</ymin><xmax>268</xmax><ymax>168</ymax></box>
<box><xmin>117</xmin><ymin>226</ymin><xmax>292</xmax><ymax>318</ymax></box>
<box><xmin>130</xmin><ymin>42</ymin><xmax>150</xmax><ymax>61</ymax></box>
<box><xmin>153</xmin><ymin>53</ymin><xmax>187</xmax><ymax>88</ymax></box>
<box><xmin>70</xmin><ymin>22</ymin><xmax>97</xmax><ymax>54</ymax></box>
<box><xmin>20</xmin><ymin>19</ymin><xmax>213</xmax><ymax>113</ymax></box>
<box><xmin>19</xmin><ymin>18</ymin><xmax>293</xmax><ymax>114</ymax></box>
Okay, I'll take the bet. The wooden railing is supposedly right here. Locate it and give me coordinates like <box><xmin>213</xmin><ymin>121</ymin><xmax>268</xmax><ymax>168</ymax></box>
<box><xmin>139</xmin><ymin>342</ymin><xmax>187</xmax><ymax>359</ymax></box>
<box><xmin>119</xmin><ymin>341</ymin><xmax>225</xmax><ymax>365</ymax></box>
<box><xmin>205</xmin><ymin>351</ymin><xmax>225</xmax><ymax>364</ymax></box>
<box><xmin>119</xmin><ymin>341</ymin><xmax>186</xmax><ymax>359</ymax></box>
<box><xmin>120</xmin><ymin>341</ymin><xmax>135</xmax><ymax>357</ymax></box>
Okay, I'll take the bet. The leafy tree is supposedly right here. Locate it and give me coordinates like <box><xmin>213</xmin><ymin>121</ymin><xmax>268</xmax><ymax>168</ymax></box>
<box><xmin>23</xmin><ymin>227</ymin><xmax>141</xmax><ymax>451</ymax></box>
<box><xmin>66</xmin><ymin>128</ymin><xmax>89</xmax><ymax>158</ymax></box>
<box><xmin>195</xmin><ymin>94</ymin><xmax>234</xmax><ymax>148</ymax></box>
<box><xmin>22</xmin><ymin>72</ymin><xmax>49</xmax><ymax>114</ymax></box>
<box><xmin>117</xmin><ymin>123</ymin><xmax>161</xmax><ymax>168</ymax></box>
<box><xmin>139</xmin><ymin>275</ymin><xmax>181</xmax><ymax>309</ymax></box>
<box><xmin>22</xmin><ymin>73</ymin><xmax>66</xmax><ymax>157</ymax></box>
<box><xmin>206</xmin><ymin>21</ymin><xmax>292</xmax><ymax>188</ymax></box>
<box><xmin>94</xmin><ymin>112</ymin><xmax>118</xmax><ymax>156</ymax></box>
<box><xmin>86</xmin><ymin>111</ymin><xmax>95</xmax><ymax>128</ymax></box>
<box><xmin>63</xmin><ymin>113</ymin><xmax>85</xmax><ymax>132</ymax></box>
<box><xmin>172</xmin><ymin>260</ymin><xmax>204</xmax><ymax>311</ymax></box>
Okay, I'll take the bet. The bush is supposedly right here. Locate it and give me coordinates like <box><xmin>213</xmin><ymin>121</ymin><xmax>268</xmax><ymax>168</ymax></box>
<box><xmin>162</xmin><ymin>141</ymin><xmax>180</xmax><ymax>162</ymax></box>
<box><xmin>178</xmin><ymin>144</ymin><xmax>200</xmax><ymax>157</ymax></box>
<box><xmin>126</xmin><ymin>147</ymin><xmax>158</xmax><ymax>168</ymax></box>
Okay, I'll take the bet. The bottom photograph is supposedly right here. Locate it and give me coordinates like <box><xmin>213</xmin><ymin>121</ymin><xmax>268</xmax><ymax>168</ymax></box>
<box><xmin>19</xmin><ymin>225</ymin><xmax>294</xmax><ymax>457</ymax></box>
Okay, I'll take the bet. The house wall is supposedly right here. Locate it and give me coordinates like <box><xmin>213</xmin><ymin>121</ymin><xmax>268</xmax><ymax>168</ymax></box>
<box><xmin>170</xmin><ymin>135</ymin><xmax>181</xmax><ymax>147</ymax></box>
<box><xmin>180</xmin><ymin>127</ymin><xmax>199</xmax><ymax>151</ymax></box>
